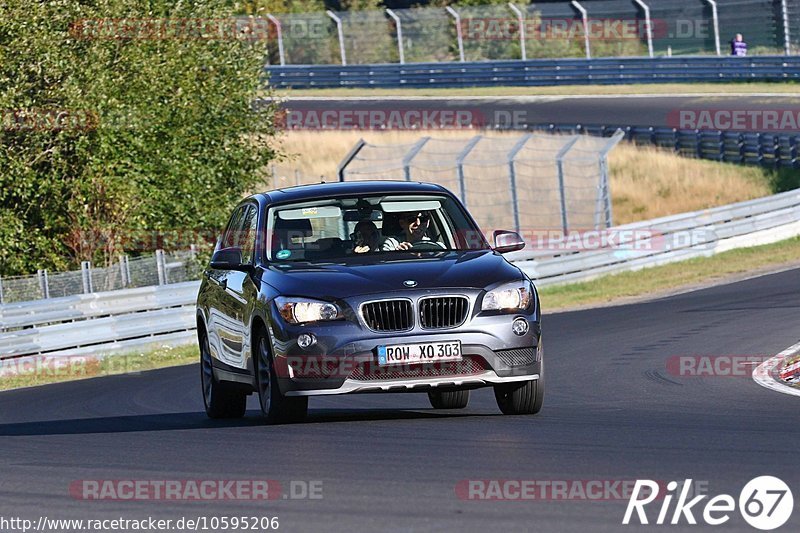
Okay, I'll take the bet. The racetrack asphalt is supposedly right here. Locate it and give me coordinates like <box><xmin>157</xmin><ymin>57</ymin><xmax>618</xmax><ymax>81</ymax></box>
<box><xmin>1</xmin><ymin>266</ymin><xmax>799</xmax><ymax>532</ymax></box>
<box><xmin>279</xmin><ymin>95</ymin><xmax>800</xmax><ymax>130</ymax></box>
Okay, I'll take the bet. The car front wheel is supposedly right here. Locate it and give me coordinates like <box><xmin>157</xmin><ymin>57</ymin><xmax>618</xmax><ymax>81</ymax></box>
<box><xmin>494</xmin><ymin>357</ymin><xmax>544</xmax><ymax>415</ymax></box>
<box><xmin>200</xmin><ymin>331</ymin><xmax>247</xmax><ymax>419</ymax></box>
<box><xmin>255</xmin><ymin>330</ymin><xmax>308</xmax><ymax>424</ymax></box>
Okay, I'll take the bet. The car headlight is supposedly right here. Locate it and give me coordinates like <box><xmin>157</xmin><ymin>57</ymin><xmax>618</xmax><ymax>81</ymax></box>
<box><xmin>481</xmin><ymin>280</ymin><xmax>533</xmax><ymax>311</ymax></box>
<box><xmin>275</xmin><ymin>297</ymin><xmax>342</xmax><ymax>324</ymax></box>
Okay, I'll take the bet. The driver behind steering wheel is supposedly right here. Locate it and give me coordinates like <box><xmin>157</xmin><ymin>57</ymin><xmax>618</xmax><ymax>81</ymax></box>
<box><xmin>385</xmin><ymin>211</ymin><xmax>446</xmax><ymax>251</ymax></box>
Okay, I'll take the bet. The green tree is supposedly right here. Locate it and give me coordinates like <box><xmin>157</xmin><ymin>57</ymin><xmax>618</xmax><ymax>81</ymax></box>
<box><xmin>0</xmin><ymin>0</ymin><xmax>279</xmax><ymax>276</ymax></box>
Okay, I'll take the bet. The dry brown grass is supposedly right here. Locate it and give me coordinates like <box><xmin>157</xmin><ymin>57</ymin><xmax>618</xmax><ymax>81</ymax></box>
<box><xmin>270</xmin><ymin>130</ymin><xmax>772</xmax><ymax>224</ymax></box>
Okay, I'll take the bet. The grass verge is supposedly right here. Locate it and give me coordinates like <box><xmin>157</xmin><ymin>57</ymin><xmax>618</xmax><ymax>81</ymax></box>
<box><xmin>278</xmin><ymin>82</ymin><xmax>799</xmax><ymax>98</ymax></box>
<box><xmin>540</xmin><ymin>236</ymin><xmax>800</xmax><ymax>311</ymax></box>
<box><xmin>0</xmin><ymin>343</ymin><xmax>198</xmax><ymax>392</ymax></box>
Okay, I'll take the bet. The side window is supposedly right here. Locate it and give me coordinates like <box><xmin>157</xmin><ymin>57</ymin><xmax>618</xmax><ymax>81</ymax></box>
<box><xmin>238</xmin><ymin>206</ymin><xmax>258</xmax><ymax>265</ymax></box>
<box><xmin>221</xmin><ymin>207</ymin><xmax>245</xmax><ymax>250</ymax></box>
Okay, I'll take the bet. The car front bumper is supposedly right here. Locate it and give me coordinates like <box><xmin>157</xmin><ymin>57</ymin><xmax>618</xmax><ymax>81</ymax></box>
<box><xmin>268</xmin><ymin>302</ymin><xmax>542</xmax><ymax>396</ymax></box>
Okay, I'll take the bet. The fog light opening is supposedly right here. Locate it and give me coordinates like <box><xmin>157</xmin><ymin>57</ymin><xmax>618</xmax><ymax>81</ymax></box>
<box><xmin>512</xmin><ymin>318</ymin><xmax>529</xmax><ymax>336</ymax></box>
<box><xmin>297</xmin><ymin>333</ymin><xmax>316</xmax><ymax>349</ymax></box>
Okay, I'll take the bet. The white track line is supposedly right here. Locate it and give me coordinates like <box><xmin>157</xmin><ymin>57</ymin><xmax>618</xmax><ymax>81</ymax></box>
<box><xmin>752</xmin><ymin>340</ymin><xmax>800</xmax><ymax>397</ymax></box>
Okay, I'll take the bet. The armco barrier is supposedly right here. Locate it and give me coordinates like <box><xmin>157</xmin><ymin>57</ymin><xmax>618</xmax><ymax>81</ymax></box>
<box><xmin>2</xmin><ymin>189</ymin><xmax>800</xmax><ymax>360</ymax></box>
<box><xmin>266</xmin><ymin>56</ymin><xmax>800</xmax><ymax>89</ymax></box>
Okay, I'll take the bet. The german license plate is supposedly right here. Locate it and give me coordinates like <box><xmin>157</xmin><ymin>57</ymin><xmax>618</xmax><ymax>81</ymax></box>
<box><xmin>377</xmin><ymin>341</ymin><xmax>462</xmax><ymax>366</ymax></box>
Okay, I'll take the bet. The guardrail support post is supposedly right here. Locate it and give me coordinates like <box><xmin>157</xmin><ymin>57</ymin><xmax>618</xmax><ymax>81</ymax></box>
<box><xmin>266</xmin><ymin>14</ymin><xmax>286</xmax><ymax>66</ymax></box>
<box><xmin>0</xmin><ymin>275</ymin><xmax>4</xmax><ymax>304</ymax></box>
<box><xmin>81</xmin><ymin>261</ymin><xmax>93</xmax><ymax>294</ymax></box>
<box><xmin>507</xmin><ymin>134</ymin><xmax>532</xmax><ymax>234</ymax></box>
<box><xmin>633</xmin><ymin>0</ymin><xmax>654</xmax><ymax>58</ymax></box>
<box><xmin>445</xmin><ymin>6</ymin><xmax>466</xmax><ymax>62</ymax></box>
<box><xmin>508</xmin><ymin>3</ymin><xmax>527</xmax><ymax>61</ymax></box>
<box><xmin>402</xmin><ymin>137</ymin><xmax>431</xmax><ymax>181</ymax></box>
<box><xmin>555</xmin><ymin>136</ymin><xmax>581</xmax><ymax>234</ymax></box>
<box><xmin>326</xmin><ymin>11</ymin><xmax>347</xmax><ymax>66</ymax></box>
<box><xmin>570</xmin><ymin>0</ymin><xmax>591</xmax><ymax>60</ymax></box>
<box><xmin>119</xmin><ymin>255</ymin><xmax>129</xmax><ymax>288</ymax></box>
<box><xmin>781</xmin><ymin>0</ymin><xmax>792</xmax><ymax>55</ymax></box>
<box><xmin>703</xmin><ymin>0</ymin><xmax>721</xmax><ymax>56</ymax></box>
<box><xmin>37</xmin><ymin>269</ymin><xmax>50</xmax><ymax>299</ymax></box>
<box><xmin>455</xmin><ymin>135</ymin><xmax>483</xmax><ymax>206</ymax></box>
<box><xmin>386</xmin><ymin>9</ymin><xmax>405</xmax><ymax>64</ymax></box>
<box><xmin>155</xmin><ymin>250</ymin><xmax>167</xmax><ymax>286</ymax></box>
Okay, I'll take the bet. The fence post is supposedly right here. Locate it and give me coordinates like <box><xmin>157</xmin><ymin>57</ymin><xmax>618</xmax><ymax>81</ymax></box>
<box><xmin>507</xmin><ymin>134</ymin><xmax>532</xmax><ymax>235</ymax></box>
<box><xmin>555</xmin><ymin>136</ymin><xmax>580</xmax><ymax>234</ymax></box>
<box><xmin>156</xmin><ymin>249</ymin><xmax>167</xmax><ymax>286</ymax></box>
<box><xmin>445</xmin><ymin>6</ymin><xmax>465</xmax><ymax>62</ymax></box>
<box><xmin>633</xmin><ymin>0</ymin><xmax>654</xmax><ymax>58</ymax></box>
<box><xmin>326</xmin><ymin>11</ymin><xmax>347</xmax><ymax>66</ymax></box>
<box><xmin>81</xmin><ymin>261</ymin><xmax>93</xmax><ymax>294</ymax></box>
<box><xmin>454</xmin><ymin>136</ymin><xmax>483</xmax><ymax>206</ymax></box>
<box><xmin>119</xmin><ymin>255</ymin><xmax>128</xmax><ymax>288</ymax></box>
<box><xmin>570</xmin><ymin>1</ymin><xmax>591</xmax><ymax>59</ymax></box>
<box><xmin>401</xmin><ymin>137</ymin><xmax>431</xmax><ymax>182</ymax></box>
<box><xmin>508</xmin><ymin>3</ymin><xmax>527</xmax><ymax>61</ymax></box>
<box><xmin>385</xmin><ymin>9</ymin><xmax>405</xmax><ymax>64</ymax></box>
<box><xmin>703</xmin><ymin>0</ymin><xmax>721</xmax><ymax>56</ymax></box>
<box><xmin>781</xmin><ymin>0</ymin><xmax>791</xmax><ymax>55</ymax></box>
<box><xmin>0</xmin><ymin>275</ymin><xmax>4</xmax><ymax>304</ymax></box>
<box><xmin>337</xmin><ymin>138</ymin><xmax>367</xmax><ymax>181</ymax></box>
<box><xmin>266</xmin><ymin>14</ymin><xmax>285</xmax><ymax>66</ymax></box>
<box><xmin>37</xmin><ymin>269</ymin><xmax>50</xmax><ymax>299</ymax></box>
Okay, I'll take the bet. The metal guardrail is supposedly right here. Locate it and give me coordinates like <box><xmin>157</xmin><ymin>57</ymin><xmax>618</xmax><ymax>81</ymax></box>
<box><xmin>0</xmin><ymin>282</ymin><xmax>199</xmax><ymax>360</ymax></box>
<box><xmin>534</xmin><ymin>124</ymin><xmax>800</xmax><ymax>169</ymax></box>
<box><xmin>2</xmin><ymin>189</ymin><xmax>799</xmax><ymax>360</ymax></box>
<box><xmin>266</xmin><ymin>56</ymin><xmax>800</xmax><ymax>89</ymax></box>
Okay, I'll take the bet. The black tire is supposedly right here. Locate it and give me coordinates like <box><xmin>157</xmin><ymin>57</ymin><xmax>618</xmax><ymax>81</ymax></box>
<box><xmin>200</xmin><ymin>331</ymin><xmax>247</xmax><ymax>419</ymax></box>
<box><xmin>428</xmin><ymin>389</ymin><xmax>470</xmax><ymax>409</ymax></box>
<box><xmin>494</xmin><ymin>358</ymin><xmax>544</xmax><ymax>415</ymax></box>
<box><xmin>255</xmin><ymin>329</ymin><xmax>308</xmax><ymax>424</ymax></box>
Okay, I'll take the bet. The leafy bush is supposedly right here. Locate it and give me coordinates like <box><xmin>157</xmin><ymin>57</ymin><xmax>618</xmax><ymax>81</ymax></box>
<box><xmin>0</xmin><ymin>0</ymin><xmax>279</xmax><ymax>276</ymax></box>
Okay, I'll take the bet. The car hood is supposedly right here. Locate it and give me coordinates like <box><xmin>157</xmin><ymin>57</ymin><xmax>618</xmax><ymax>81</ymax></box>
<box><xmin>261</xmin><ymin>250</ymin><xmax>524</xmax><ymax>299</ymax></box>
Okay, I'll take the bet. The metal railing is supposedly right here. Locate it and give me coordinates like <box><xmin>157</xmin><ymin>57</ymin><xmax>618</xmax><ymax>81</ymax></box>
<box><xmin>266</xmin><ymin>55</ymin><xmax>800</xmax><ymax>89</ymax></box>
<box><xmin>0</xmin><ymin>249</ymin><xmax>201</xmax><ymax>304</ymax></box>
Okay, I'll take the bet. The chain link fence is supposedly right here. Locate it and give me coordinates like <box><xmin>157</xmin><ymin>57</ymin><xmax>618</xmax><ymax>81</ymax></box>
<box><xmin>0</xmin><ymin>249</ymin><xmax>202</xmax><ymax>304</ymax></box>
<box><xmin>337</xmin><ymin>131</ymin><xmax>624</xmax><ymax>234</ymax></box>
<box><xmin>265</xmin><ymin>0</ymin><xmax>799</xmax><ymax>66</ymax></box>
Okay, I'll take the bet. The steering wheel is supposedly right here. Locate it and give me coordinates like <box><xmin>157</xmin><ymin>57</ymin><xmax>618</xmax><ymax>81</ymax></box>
<box><xmin>409</xmin><ymin>241</ymin><xmax>445</xmax><ymax>251</ymax></box>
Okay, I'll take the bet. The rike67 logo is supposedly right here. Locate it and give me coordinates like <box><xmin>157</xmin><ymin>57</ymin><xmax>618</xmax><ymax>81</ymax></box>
<box><xmin>623</xmin><ymin>477</ymin><xmax>793</xmax><ymax>530</ymax></box>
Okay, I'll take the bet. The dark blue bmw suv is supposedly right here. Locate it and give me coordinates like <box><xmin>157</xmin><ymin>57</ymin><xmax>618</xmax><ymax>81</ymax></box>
<box><xmin>196</xmin><ymin>180</ymin><xmax>543</xmax><ymax>423</ymax></box>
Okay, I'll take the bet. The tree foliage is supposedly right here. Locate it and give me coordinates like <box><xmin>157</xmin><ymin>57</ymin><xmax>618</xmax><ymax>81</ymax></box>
<box><xmin>0</xmin><ymin>0</ymin><xmax>279</xmax><ymax>276</ymax></box>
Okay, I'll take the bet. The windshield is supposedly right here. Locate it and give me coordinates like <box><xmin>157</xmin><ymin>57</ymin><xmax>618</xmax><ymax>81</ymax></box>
<box><xmin>266</xmin><ymin>193</ymin><xmax>489</xmax><ymax>263</ymax></box>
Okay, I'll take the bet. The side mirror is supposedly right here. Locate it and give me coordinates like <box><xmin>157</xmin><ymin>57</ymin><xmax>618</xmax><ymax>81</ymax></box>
<box><xmin>493</xmin><ymin>230</ymin><xmax>526</xmax><ymax>253</ymax></box>
<box><xmin>210</xmin><ymin>248</ymin><xmax>251</xmax><ymax>271</ymax></box>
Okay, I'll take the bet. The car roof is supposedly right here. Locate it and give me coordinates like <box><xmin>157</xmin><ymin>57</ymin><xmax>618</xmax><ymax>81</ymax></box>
<box><xmin>258</xmin><ymin>180</ymin><xmax>449</xmax><ymax>204</ymax></box>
